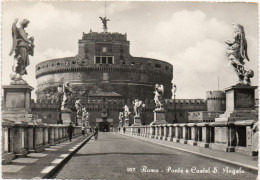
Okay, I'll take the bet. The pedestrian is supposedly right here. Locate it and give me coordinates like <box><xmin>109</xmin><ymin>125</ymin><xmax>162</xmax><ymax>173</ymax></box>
<box><xmin>123</xmin><ymin>126</ymin><xmax>126</xmax><ymax>134</ymax></box>
<box><xmin>94</xmin><ymin>126</ymin><xmax>99</xmax><ymax>140</ymax></box>
<box><xmin>81</xmin><ymin>125</ymin><xmax>86</xmax><ymax>137</ymax></box>
<box><xmin>67</xmin><ymin>122</ymin><xmax>74</xmax><ymax>142</ymax></box>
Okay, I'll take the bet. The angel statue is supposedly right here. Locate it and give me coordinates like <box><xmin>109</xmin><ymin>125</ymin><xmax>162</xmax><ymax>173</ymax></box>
<box><xmin>75</xmin><ymin>99</ymin><xmax>82</xmax><ymax>115</ymax></box>
<box><xmin>99</xmin><ymin>17</ymin><xmax>110</xmax><ymax>32</ymax></box>
<box><xmin>61</xmin><ymin>82</ymin><xmax>70</xmax><ymax>111</ymax></box>
<box><xmin>154</xmin><ymin>84</ymin><xmax>164</xmax><ymax>109</ymax></box>
<box><xmin>123</xmin><ymin>105</ymin><xmax>131</xmax><ymax>119</ymax></box>
<box><xmin>225</xmin><ymin>23</ymin><xmax>254</xmax><ymax>85</ymax></box>
<box><xmin>132</xmin><ymin>99</ymin><xmax>143</xmax><ymax>117</ymax></box>
<box><xmin>119</xmin><ymin>112</ymin><xmax>124</xmax><ymax>122</ymax></box>
<box><xmin>82</xmin><ymin>107</ymin><xmax>89</xmax><ymax>126</ymax></box>
<box><xmin>9</xmin><ymin>19</ymin><xmax>35</xmax><ymax>84</ymax></box>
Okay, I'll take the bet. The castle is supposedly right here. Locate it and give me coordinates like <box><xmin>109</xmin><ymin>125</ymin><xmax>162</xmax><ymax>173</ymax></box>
<box><xmin>33</xmin><ymin>23</ymin><xmax>207</xmax><ymax>131</ymax></box>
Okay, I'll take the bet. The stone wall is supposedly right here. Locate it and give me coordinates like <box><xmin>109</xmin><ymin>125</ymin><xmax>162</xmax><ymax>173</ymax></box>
<box><xmin>31</xmin><ymin>98</ymin><xmax>206</xmax><ymax>125</ymax></box>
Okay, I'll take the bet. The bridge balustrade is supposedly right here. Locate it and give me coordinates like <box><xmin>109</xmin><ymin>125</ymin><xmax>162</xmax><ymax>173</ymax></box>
<box><xmin>167</xmin><ymin>125</ymin><xmax>174</xmax><ymax>141</ymax></box>
<box><xmin>173</xmin><ymin>125</ymin><xmax>180</xmax><ymax>143</ymax></box>
<box><xmin>158</xmin><ymin>125</ymin><xmax>164</xmax><ymax>140</ymax></box>
<box><xmin>127</xmin><ymin>121</ymin><xmax>256</xmax><ymax>156</ymax></box>
<box><xmin>2</xmin><ymin>119</ymin><xmax>82</xmax><ymax>164</ymax></box>
<box><xmin>150</xmin><ymin>126</ymin><xmax>155</xmax><ymax>138</ymax></box>
<box><xmin>163</xmin><ymin>125</ymin><xmax>169</xmax><ymax>140</ymax></box>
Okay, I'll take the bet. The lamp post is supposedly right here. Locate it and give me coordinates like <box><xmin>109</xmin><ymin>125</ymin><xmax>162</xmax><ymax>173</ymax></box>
<box><xmin>57</xmin><ymin>85</ymin><xmax>63</xmax><ymax>124</ymax></box>
<box><xmin>142</xmin><ymin>103</ymin><xmax>146</xmax><ymax>125</ymax></box>
<box><xmin>173</xmin><ymin>84</ymin><xmax>177</xmax><ymax>123</ymax></box>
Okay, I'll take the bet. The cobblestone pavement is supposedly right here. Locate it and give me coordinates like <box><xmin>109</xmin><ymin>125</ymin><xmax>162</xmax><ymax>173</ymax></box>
<box><xmin>54</xmin><ymin>132</ymin><xmax>257</xmax><ymax>180</ymax></box>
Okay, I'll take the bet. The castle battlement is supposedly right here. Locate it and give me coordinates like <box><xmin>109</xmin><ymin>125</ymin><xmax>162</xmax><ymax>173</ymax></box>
<box><xmin>32</xmin><ymin>98</ymin><xmax>206</xmax><ymax>110</ymax></box>
<box><xmin>82</xmin><ymin>32</ymin><xmax>127</xmax><ymax>41</ymax></box>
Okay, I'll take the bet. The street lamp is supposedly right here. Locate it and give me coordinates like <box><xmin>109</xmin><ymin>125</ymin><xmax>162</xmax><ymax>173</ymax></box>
<box><xmin>57</xmin><ymin>85</ymin><xmax>63</xmax><ymax>124</ymax></box>
<box><xmin>173</xmin><ymin>84</ymin><xmax>177</xmax><ymax>123</ymax></box>
<box><xmin>142</xmin><ymin>103</ymin><xmax>146</xmax><ymax>125</ymax></box>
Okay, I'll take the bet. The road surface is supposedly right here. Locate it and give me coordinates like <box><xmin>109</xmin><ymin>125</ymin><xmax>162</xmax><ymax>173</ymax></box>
<box><xmin>54</xmin><ymin>132</ymin><xmax>257</xmax><ymax>180</ymax></box>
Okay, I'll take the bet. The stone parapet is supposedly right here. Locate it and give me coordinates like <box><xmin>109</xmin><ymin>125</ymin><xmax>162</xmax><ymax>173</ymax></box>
<box><xmin>129</xmin><ymin>119</ymin><xmax>257</xmax><ymax>156</ymax></box>
<box><xmin>1</xmin><ymin>119</ymin><xmax>82</xmax><ymax>164</ymax></box>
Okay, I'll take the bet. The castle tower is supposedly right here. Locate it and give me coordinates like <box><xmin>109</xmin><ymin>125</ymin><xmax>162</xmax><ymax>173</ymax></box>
<box><xmin>206</xmin><ymin>91</ymin><xmax>225</xmax><ymax>112</ymax></box>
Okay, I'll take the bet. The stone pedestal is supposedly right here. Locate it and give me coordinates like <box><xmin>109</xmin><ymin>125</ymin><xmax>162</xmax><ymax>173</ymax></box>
<box><xmin>61</xmin><ymin>110</ymin><xmax>72</xmax><ymax>125</ymax></box>
<box><xmin>131</xmin><ymin>117</ymin><xmax>142</xmax><ymax>127</ymax></box>
<box><xmin>85</xmin><ymin>121</ymin><xmax>90</xmax><ymax>128</ymax></box>
<box><xmin>2</xmin><ymin>85</ymin><xmax>34</xmax><ymax>122</ymax></box>
<box><xmin>76</xmin><ymin>115</ymin><xmax>82</xmax><ymax>126</ymax></box>
<box><xmin>124</xmin><ymin>118</ymin><xmax>130</xmax><ymax>127</ymax></box>
<box><xmin>3</xmin><ymin>85</ymin><xmax>33</xmax><ymax>112</ymax></box>
<box><xmin>215</xmin><ymin>85</ymin><xmax>258</xmax><ymax>122</ymax></box>
<box><xmin>150</xmin><ymin>108</ymin><xmax>168</xmax><ymax>125</ymax></box>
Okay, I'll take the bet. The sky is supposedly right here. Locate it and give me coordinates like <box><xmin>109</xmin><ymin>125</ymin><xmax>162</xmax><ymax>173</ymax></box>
<box><xmin>1</xmin><ymin>1</ymin><xmax>259</xmax><ymax>100</ymax></box>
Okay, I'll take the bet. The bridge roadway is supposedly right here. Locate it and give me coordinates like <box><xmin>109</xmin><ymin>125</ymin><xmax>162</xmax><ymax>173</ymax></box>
<box><xmin>54</xmin><ymin>132</ymin><xmax>257</xmax><ymax>180</ymax></box>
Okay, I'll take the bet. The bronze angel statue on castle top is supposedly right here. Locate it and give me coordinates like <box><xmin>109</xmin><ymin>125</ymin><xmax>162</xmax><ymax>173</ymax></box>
<box><xmin>225</xmin><ymin>23</ymin><xmax>254</xmax><ymax>85</ymax></box>
<box><xmin>9</xmin><ymin>18</ymin><xmax>35</xmax><ymax>84</ymax></box>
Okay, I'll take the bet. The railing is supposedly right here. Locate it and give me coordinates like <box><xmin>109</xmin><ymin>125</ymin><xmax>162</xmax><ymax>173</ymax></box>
<box><xmin>2</xmin><ymin>119</ymin><xmax>82</xmax><ymax>164</ymax></box>
<box><xmin>119</xmin><ymin>120</ymin><xmax>256</xmax><ymax>156</ymax></box>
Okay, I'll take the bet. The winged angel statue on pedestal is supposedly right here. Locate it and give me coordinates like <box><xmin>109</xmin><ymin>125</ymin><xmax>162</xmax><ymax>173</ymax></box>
<box><xmin>75</xmin><ymin>99</ymin><xmax>82</xmax><ymax>115</ymax></box>
<box><xmin>225</xmin><ymin>23</ymin><xmax>254</xmax><ymax>85</ymax></box>
<box><xmin>154</xmin><ymin>84</ymin><xmax>164</xmax><ymax>109</ymax></box>
<box><xmin>132</xmin><ymin>99</ymin><xmax>143</xmax><ymax>118</ymax></box>
<box><xmin>9</xmin><ymin>19</ymin><xmax>35</xmax><ymax>84</ymax></box>
<box><xmin>61</xmin><ymin>82</ymin><xmax>70</xmax><ymax>111</ymax></box>
<box><xmin>123</xmin><ymin>105</ymin><xmax>131</xmax><ymax>119</ymax></box>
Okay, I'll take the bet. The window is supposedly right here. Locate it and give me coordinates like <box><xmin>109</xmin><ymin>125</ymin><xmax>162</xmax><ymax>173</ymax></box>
<box><xmin>122</xmin><ymin>62</ymin><xmax>126</xmax><ymax>64</ymax></box>
<box><xmin>108</xmin><ymin>57</ymin><xmax>113</xmax><ymax>64</ymax></box>
<box><xmin>96</xmin><ymin>57</ymin><xmax>101</xmax><ymax>64</ymax></box>
<box><xmin>155</xmin><ymin>64</ymin><xmax>161</xmax><ymax>68</ymax></box>
<box><xmin>102</xmin><ymin>57</ymin><xmax>106</xmax><ymax>64</ymax></box>
<box><xmin>131</xmin><ymin>62</ymin><xmax>135</xmax><ymax>65</ymax></box>
<box><xmin>165</xmin><ymin>66</ymin><xmax>169</xmax><ymax>70</ymax></box>
<box><xmin>148</xmin><ymin>63</ymin><xmax>151</xmax><ymax>66</ymax></box>
<box><xmin>102</xmin><ymin>47</ymin><xmax>107</xmax><ymax>53</ymax></box>
<box><xmin>95</xmin><ymin>56</ymin><xmax>114</xmax><ymax>64</ymax></box>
